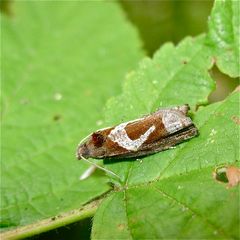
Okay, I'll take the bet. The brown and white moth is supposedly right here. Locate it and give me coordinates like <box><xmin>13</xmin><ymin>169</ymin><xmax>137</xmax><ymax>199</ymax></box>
<box><xmin>76</xmin><ymin>104</ymin><xmax>198</xmax><ymax>179</ymax></box>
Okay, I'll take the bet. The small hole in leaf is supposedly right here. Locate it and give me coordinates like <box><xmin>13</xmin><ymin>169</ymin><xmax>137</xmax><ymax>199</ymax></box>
<box><xmin>208</xmin><ymin>66</ymin><xmax>239</xmax><ymax>103</ymax></box>
<box><xmin>213</xmin><ymin>166</ymin><xmax>240</xmax><ymax>188</ymax></box>
<box><xmin>182</xmin><ymin>60</ymin><xmax>188</xmax><ymax>64</ymax></box>
<box><xmin>214</xmin><ymin>166</ymin><xmax>228</xmax><ymax>183</ymax></box>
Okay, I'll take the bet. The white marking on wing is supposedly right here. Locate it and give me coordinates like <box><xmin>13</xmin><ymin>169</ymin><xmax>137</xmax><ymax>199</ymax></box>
<box><xmin>162</xmin><ymin>111</ymin><xmax>191</xmax><ymax>134</ymax></box>
<box><xmin>108</xmin><ymin>122</ymin><xmax>155</xmax><ymax>151</ymax></box>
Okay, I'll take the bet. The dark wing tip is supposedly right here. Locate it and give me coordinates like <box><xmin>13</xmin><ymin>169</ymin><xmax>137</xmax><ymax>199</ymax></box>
<box><xmin>76</xmin><ymin>143</ymin><xmax>90</xmax><ymax>160</ymax></box>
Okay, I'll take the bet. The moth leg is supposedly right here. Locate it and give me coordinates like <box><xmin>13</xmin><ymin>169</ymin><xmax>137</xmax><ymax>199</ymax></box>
<box><xmin>80</xmin><ymin>165</ymin><xmax>97</xmax><ymax>180</ymax></box>
<box><xmin>79</xmin><ymin>156</ymin><xmax>121</xmax><ymax>180</ymax></box>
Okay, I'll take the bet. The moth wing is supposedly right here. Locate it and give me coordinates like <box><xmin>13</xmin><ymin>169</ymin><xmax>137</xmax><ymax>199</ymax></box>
<box><xmin>155</xmin><ymin>104</ymin><xmax>190</xmax><ymax>115</ymax></box>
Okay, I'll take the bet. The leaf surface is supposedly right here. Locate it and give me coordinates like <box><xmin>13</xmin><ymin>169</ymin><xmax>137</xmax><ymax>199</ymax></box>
<box><xmin>93</xmin><ymin>92</ymin><xmax>240</xmax><ymax>239</ymax></box>
<box><xmin>1</xmin><ymin>1</ymin><xmax>143</xmax><ymax>234</ymax></box>
<box><xmin>103</xmin><ymin>35</ymin><xmax>215</xmax><ymax>184</ymax></box>
<box><xmin>92</xmin><ymin>5</ymin><xmax>239</xmax><ymax>235</ymax></box>
<box><xmin>206</xmin><ymin>0</ymin><xmax>240</xmax><ymax>77</ymax></box>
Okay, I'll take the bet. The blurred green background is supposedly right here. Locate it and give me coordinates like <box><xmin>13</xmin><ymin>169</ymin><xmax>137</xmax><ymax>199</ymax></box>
<box><xmin>1</xmin><ymin>0</ymin><xmax>214</xmax><ymax>58</ymax></box>
<box><xmin>1</xmin><ymin>0</ymin><xmax>238</xmax><ymax>239</ymax></box>
<box><xmin>121</xmin><ymin>0</ymin><xmax>213</xmax><ymax>56</ymax></box>
<box><xmin>120</xmin><ymin>0</ymin><xmax>238</xmax><ymax>103</ymax></box>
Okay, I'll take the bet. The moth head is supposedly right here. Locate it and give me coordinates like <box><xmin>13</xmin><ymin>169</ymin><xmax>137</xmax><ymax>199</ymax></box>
<box><xmin>77</xmin><ymin>132</ymin><xmax>106</xmax><ymax>159</ymax></box>
<box><xmin>77</xmin><ymin>143</ymin><xmax>90</xmax><ymax>159</ymax></box>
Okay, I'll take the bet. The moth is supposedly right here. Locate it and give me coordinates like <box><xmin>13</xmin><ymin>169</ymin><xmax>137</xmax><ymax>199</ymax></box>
<box><xmin>76</xmin><ymin>104</ymin><xmax>198</xmax><ymax>179</ymax></box>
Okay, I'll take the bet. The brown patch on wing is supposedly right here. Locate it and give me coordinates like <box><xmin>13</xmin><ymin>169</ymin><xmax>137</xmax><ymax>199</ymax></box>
<box><xmin>124</xmin><ymin>114</ymin><xmax>168</xmax><ymax>144</ymax></box>
<box><xmin>92</xmin><ymin>133</ymin><xmax>105</xmax><ymax>147</ymax></box>
<box><xmin>96</xmin><ymin>128</ymin><xmax>130</xmax><ymax>156</ymax></box>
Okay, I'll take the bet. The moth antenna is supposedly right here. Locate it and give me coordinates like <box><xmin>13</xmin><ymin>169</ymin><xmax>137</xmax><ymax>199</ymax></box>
<box><xmin>77</xmin><ymin>127</ymin><xmax>111</xmax><ymax>154</ymax></box>
<box><xmin>76</xmin><ymin>132</ymin><xmax>95</xmax><ymax>160</ymax></box>
<box><xmin>80</xmin><ymin>154</ymin><xmax>121</xmax><ymax>180</ymax></box>
<box><xmin>77</xmin><ymin>129</ymin><xmax>120</xmax><ymax>180</ymax></box>
<box><xmin>77</xmin><ymin>132</ymin><xmax>93</xmax><ymax>149</ymax></box>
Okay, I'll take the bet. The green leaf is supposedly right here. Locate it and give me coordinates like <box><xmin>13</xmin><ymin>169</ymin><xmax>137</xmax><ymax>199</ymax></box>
<box><xmin>103</xmin><ymin>35</ymin><xmax>215</xmax><ymax>184</ymax></box>
<box><xmin>92</xmin><ymin>92</ymin><xmax>240</xmax><ymax>239</ymax></box>
<box><xmin>1</xmin><ymin>199</ymin><xmax>102</xmax><ymax>240</ymax></box>
<box><xmin>1</xmin><ymin>1</ymin><xmax>143</xmax><ymax>234</ymax></box>
<box><xmin>91</xmin><ymin>26</ymin><xmax>238</xmax><ymax>237</ymax></box>
<box><xmin>206</xmin><ymin>0</ymin><xmax>240</xmax><ymax>77</ymax></box>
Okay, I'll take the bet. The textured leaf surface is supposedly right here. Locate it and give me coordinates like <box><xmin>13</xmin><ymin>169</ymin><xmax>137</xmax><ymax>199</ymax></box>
<box><xmin>93</xmin><ymin>92</ymin><xmax>240</xmax><ymax>239</ymax></box>
<box><xmin>1</xmin><ymin>1</ymin><xmax>143</xmax><ymax>233</ymax></box>
<box><xmin>92</xmin><ymin>13</ymin><xmax>239</xmax><ymax>236</ymax></box>
<box><xmin>206</xmin><ymin>0</ymin><xmax>240</xmax><ymax>77</ymax></box>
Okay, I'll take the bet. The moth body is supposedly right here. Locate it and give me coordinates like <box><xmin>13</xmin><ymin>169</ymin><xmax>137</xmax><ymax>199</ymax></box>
<box><xmin>77</xmin><ymin>104</ymin><xmax>198</xmax><ymax>160</ymax></box>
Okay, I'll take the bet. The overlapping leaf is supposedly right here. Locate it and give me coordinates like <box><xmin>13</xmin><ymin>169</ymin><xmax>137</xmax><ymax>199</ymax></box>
<box><xmin>1</xmin><ymin>1</ymin><xmax>143</xmax><ymax>234</ymax></box>
<box><xmin>206</xmin><ymin>0</ymin><xmax>240</xmax><ymax>77</ymax></box>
